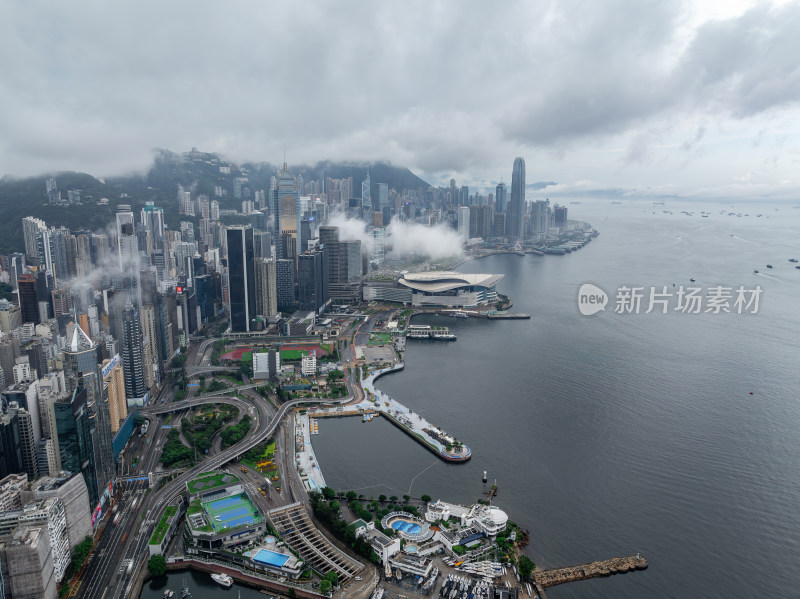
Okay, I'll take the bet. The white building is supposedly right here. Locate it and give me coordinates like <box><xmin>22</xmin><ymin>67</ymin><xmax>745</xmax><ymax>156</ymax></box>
<box><xmin>301</xmin><ymin>353</ymin><xmax>317</xmax><ymax>376</ymax></box>
<box><xmin>253</xmin><ymin>352</ymin><xmax>270</xmax><ymax>379</ymax></box>
<box><xmin>425</xmin><ymin>500</ymin><xmax>508</xmax><ymax>537</ymax></box>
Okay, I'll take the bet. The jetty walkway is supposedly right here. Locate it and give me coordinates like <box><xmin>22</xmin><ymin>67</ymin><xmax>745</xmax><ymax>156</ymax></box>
<box><xmin>533</xmin><ymin>555</ymin><xmax>648</xmax><ymax>588</ymax></box>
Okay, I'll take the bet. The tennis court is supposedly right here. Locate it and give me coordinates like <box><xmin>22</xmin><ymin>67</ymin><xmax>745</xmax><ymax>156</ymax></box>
<box><xmin>203</xmin><ymin>493</ymin><xmax>260</xmax><ymax>532</ymax></box>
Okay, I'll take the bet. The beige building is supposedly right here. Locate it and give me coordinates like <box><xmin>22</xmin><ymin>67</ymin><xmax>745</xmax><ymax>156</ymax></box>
<box><xmin>102</xmin><ymin>354</ymin><xmax>127</xmax><ymax>433</ymax></box>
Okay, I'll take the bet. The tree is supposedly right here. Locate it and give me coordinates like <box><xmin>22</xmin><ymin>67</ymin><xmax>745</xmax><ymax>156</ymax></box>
<box><xmin>379</xmin><ymin>494</ymin><xmax>387</xmax><ymax>502</ymax></box>
<box><xmin>389</xmin><ymin>495</ymin><xmax>398</xmax><ymax>502</ymax></box>
<box><xmin>324</xmin><ymin>571</ymin><xmax>339</xmax><ymax>586</ymax></box>
<box><xmin>287</xmin><ymin>587</ymin><xmax>297</xmax><ymax>599</ymax></box>
<box><xmin>147</xmin><ymin>554</ymin><xmax>167</xmax><ymax>576</ymax></box>
<box><xmin>346</xmin><ymin>490</ymin><xmax>357</xmax><ymax>501</ymax></box>
<box><xmin>319</xmin><ymin>580</ymin><xmax>332</xmax><ymax>594</ymax></box>
<box><xmin>321</xmin><ymin>486</ymin><xmax>336</xmax><ymax>500</ymax></box>
<box><xmin>421</xmin><ymin>494</ymin><xmax>432</xmax><ymax>502</ymax></box>
<box><xmin>403</xmin><ymin>494</ymin><xmax>410</xmax><ymax>503</ymax></box>
<box><xmin>518</xmin><ymin>555</ymin><xmax>535</xmax><ymax>580</ymax></box>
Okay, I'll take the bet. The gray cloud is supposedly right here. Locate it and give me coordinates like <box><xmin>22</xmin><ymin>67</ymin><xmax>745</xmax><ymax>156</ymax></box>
<box><xmin>0</xmin><ymin>0</ymin><xmax>798</xmax><ymax>198</ymax></box>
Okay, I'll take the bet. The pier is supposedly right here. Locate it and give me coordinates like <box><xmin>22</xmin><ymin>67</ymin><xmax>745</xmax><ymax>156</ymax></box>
<box><xmin>532</xmin><ymin>555</ymin><xmax>648</xmax><ymax>588</ymax></box>
<box><xmin>486</xmin><ymin>312</ymin><xmax>530</xmax><ymax>319</ymax></box>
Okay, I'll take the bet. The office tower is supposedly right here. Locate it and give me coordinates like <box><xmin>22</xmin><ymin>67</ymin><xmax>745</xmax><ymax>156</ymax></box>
<box><xmin>22</xmin><ymin>217</ymin><xmax>47</xmax><ymax>267</ymax></box>
<box><xmin>253</xmin><ymin>231</ymin><xmax>272</xmax><ymax>259</ymax></box>
<box><xmin>226</xmin><ymin>226</ymin><xmax>255</xmax><ymax>332</ymax></box>
<box><xmin>505</xmin><ymin>157</ymin><xmax>526</xmax><ymax>240</ymax></box>
<box><xmin>254</xmin><ymin>258</ymin><xmax>278</xmax><ymax>318</ymax></box>
<box><xmin>271</xmin><ymin>164</ymin><xmax>299</xmax><ymax>260</ymax></box>
<box><xmin>0</xmin><ymin>525</ymin><xmax>58</xmax><ymax>599</ymax></box>
<box><xmin>17</xmin><ymin>274</ymin><xmax>40</xmax><ymax>325</ymax></box>
<box><xmin>115</xmin><ymin>204</ymin><xmax>134</xmax><ymax>251</ymax></box>
<box><xmin>60</xmin><ymin>325</ymin><xmax>113</xmax><ymax>508</ymax></box>
<box><xmin>275</xmin><ymin>259</ymin><xmax>295</xmax><ymax>312</ymax></box>
<box><xmin>101</xmin><ymin>355</ymin><xmax>127</xmax><ymax>433</ymax></box>
<box><xmin>194</xmin><ymin>275</ymin><xmax>216</xmax><ymax>323</ymax></box>
<box><xmin>361</xmin><ymin>170</ymin><xmax>371</xmax><ymax>213</ymax></box>
<box><xmin>297</xmin><ymin>248</ymin><xmax>329</xmax><ymax>314</ymax></box>
<box><xmin>457</xmin><ymin>207</ymin><xmax>470</xmax><ymax>239</ymax></box>
<box><xmin>121</xmin><ymin>303</ymin><xmax>146</xmax><ymax>406</ymax></box>
<box><xmin>496</xmin><ymin>181</ymin><xmax>507</xmax><ymax>213</ymax></box>
<box><xmin>370</xmin><ymin>228</ymin><xmax>385</xmax><ymax>264</ymax></box>
<box><xmin>7</xmin><ymin>406</ymin><xmax>37</xmax><ymax>480</ymax></box>
<box><xmin>375</xmin><ymin>182</ymin><xmax>389</xmax><ymax>212</ymax></box>
<box><xmin>0</xmin><ymin>414</ymin><xmax>23</xmax><ymax>478</ymax></box>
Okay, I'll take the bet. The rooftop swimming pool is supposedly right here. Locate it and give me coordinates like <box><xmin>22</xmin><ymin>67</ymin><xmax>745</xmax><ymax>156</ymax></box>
<box><xmin>253</xmin><ymin>548</ymin><xmax>291</xmax><ymax>568</ymax></box>
<box><xmin>390</xmin><ymin>519</ymin><xmax>422</xmax><ymax>535</ymax></box>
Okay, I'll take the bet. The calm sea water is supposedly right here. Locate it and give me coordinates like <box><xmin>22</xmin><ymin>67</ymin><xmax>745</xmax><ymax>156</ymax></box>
<box><xmin>310</xmin><ymin>199</ymin><xmax>800</xmax><ymax>599</ymax></box>
<box><xmin>146</xmin><ymin>199</ymin><xmax>800</xmax><ymax>598</ymax></box>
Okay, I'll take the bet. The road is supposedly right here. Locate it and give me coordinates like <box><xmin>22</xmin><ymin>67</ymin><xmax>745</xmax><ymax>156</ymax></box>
<box><xmin>80</xmin><ymin>331</ymin><xmax>364</xmax><ymax>599</ymax></box>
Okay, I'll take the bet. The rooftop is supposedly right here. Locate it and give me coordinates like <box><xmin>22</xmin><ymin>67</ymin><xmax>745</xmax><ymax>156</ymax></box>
<box><xmin>399</xmin><ymin>271</ymin><xmax>503</xmax><ymax>293</ymax></box>
<box><xmin>187</xmin><ymin>471</ymin><xmax>239</xmax><ymax>495</ymax></box>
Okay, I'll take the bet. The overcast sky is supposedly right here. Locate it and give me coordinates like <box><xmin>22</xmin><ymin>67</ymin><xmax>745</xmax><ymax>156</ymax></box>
<box><xmin>2</xmin><ymin>0</ymin><xmax>799</xmax><ymax>199</ymax></box>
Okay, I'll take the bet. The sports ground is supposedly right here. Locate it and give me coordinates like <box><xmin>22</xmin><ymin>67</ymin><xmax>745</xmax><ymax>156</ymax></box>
<box><xmin>203</xmin><ymin>493</ymin><xmax>261</xmax><ymax>533</ymax></box>
<box><xmin>221</xmin><ymin>344</ymin><xmax>333</xmax><ymax>362</ymax></box>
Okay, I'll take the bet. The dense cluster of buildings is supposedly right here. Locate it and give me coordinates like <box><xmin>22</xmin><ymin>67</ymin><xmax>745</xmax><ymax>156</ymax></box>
<box><xmin>0</xmin><ymin>152</ymin><xmax>551</xmax><ymax>594</ymax></box>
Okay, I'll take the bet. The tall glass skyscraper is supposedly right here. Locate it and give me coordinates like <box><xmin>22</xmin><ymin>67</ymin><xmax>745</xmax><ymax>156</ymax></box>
<box><xmin>61</xmin><ymin>324</ymin><xmax>114</xmax><ymax>509</ymax></box>
<box><xmin>505</xmin><ymin>157</ymin><xmax>526</xmax><ymax>240</ymax></box>
<box><xmin>226</xmin><ymin>226</ymin><xmax>255</xmax><ymax>332</ymax></box>
<box><xmin>495</xmin><ymin>181</ymin><xmax>507</xmax><ymax>213</ymax></box>
<box><xmin>121</xmin><ymin>302</ymin><xmax>147</xmax><ymax>405</ymax></box>
<box><xmin>270</xmin><ymin>163</ymin><xmax>299</xmax><ymax>260</ymax></box>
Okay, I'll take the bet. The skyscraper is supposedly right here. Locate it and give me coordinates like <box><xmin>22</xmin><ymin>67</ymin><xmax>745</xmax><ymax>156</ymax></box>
<box><xmin>495</xmin><ymin>181</ymin><xmax>507</xmax><ymax>213</ymax></box>
<box><xmin>297</xmin><ymin>248</ymin><xmax>329</xmax><ymax>314</ymax></box>
<box><xmin>505</xmin><ymin>157</ymin><xmax>526</xmax><ymax>240</ymax></box>
<box><xmin>226</xmin><ymin>226</ymin><xmax>255</xmax><ymax>332</ymax></box>
<box><xmin>60</xmin><ymin>324</ymin><xmax>113</xmax><ymax>509</ymax></box>
<box><xmin>121</xmin><ymin>303</ymin><xmax>147</xmax><ymax>406</ymax></box>
<box><xmin>253</xmin><ymin>258</ymin><xmax>278</xmax><ymax>318</ymax></box>
<box><xmin>16</xmin><ymin>274</ymin><xmax>40</xmax><ymax>325</ymax></box>
<box><xmin>270</xmin><ymin>164</ymin><xmax>299</xmax><ymax>260</ymax></box>
<box><xmin>362</xmin><ymin>170</ymin><xmax>371</xmax><ymax>214</ymax></box>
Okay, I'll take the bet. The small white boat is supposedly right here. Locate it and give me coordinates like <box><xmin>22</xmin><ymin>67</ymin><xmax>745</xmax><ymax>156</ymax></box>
<box><xmin>211</xmin><ymin>572</ymin><xmax>233</xmax><ymax>588</ymax></box>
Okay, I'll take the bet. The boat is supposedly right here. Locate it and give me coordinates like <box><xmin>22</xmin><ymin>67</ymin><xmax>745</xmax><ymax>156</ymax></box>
<box><xmin>767</xmin><ymin>264</ymin><xmax>773</xmax><ymax>269</ymax></box>
<box><xmin>181</xmin><ymin>577</ymin><xmax>191</xmax><ymax>597</ymax></box>
<box><xmin>163</xmin><ymin>591</ymin><xmax>174</xmax><ymax>599</ymax></box>
<box><xmin>211</xmin><ymin>573</ymin><xmax>233</xmax><ymax>588</ymax></box>
<box><xmin>790</xmin><ymin>258</ymin><xmax>798</xmax><ymax>263</ymax></box>
<box><xmin>450</xmin><ymin>311</ymin><xmax>468</xmax><ymax>319</ymax></box>
<box><xmin>689</xmin><ymin>278</ymin><xmax>696</xmax><ymax>282</ymax></box>
<box><xmin>754</xmin><ymin>269</ymin><xmax>759</xmax><ymax>273</ymax></box>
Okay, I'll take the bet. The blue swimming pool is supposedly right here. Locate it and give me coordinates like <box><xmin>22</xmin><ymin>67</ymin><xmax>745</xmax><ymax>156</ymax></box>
<box><xmin>253</xmin><ymin>548</ymin><xmax>291</xmax><ymax>568</ymax></box>
<box><xmin>391</xmin><ymin>519</ymin><xmax>422</xmax><ymax>534</ymax></box>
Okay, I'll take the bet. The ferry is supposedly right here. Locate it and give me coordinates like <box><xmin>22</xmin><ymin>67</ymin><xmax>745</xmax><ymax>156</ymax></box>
<box><xmin>211</xmin><ymin>573</ymin><xmax>233</xmax><ymax>588</ymax></box>
<box><xmin>790</xmin><ymin>258</ymin><xmax>798</xmax><ymax>263</ymax></box>
<box><xmin>450</xmin><ymin>311</ymin><xmax>469</xmax><ymax>319</ymax></box>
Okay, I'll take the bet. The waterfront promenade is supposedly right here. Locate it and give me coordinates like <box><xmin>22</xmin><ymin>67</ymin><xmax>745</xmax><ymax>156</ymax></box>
<box><xmin>296</xmin><ymin>411</ymin><xmax>327</xmax><ymax>491</ymax></box>
<box><xmin>308</xmin><ymin>363</ymin><xmax>471</xmax><ymax>462</ymax></box>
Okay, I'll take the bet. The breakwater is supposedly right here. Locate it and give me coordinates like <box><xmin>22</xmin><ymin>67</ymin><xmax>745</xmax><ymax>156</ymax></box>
<box><xmin>533</xmin><ymin>555</ymin><xmax>648</xmax><ymax>588</ymax></box>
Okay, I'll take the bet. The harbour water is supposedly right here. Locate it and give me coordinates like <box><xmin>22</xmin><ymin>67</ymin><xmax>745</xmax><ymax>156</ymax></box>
<box><xmin>138</xmin><ymin>567</ymin><xmax>268</xmax><ymax>598</ymax></box>
<box><xmin>312</xmin><ymin>199</ymin><xmax>800</xmax><ymax>598</ymax></box>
